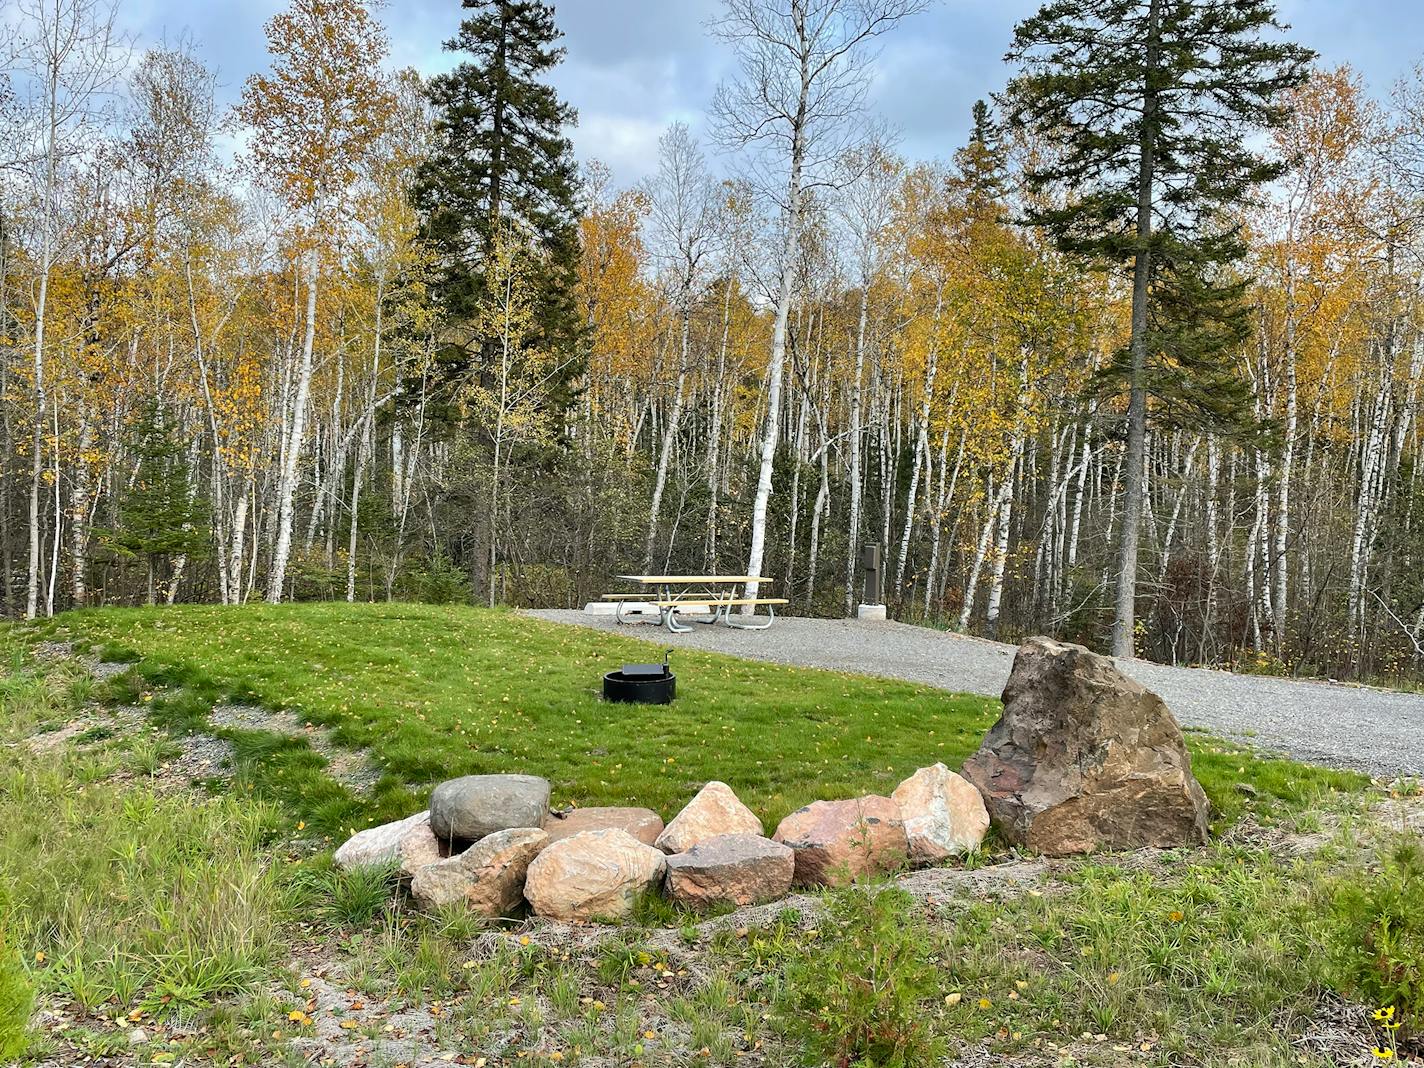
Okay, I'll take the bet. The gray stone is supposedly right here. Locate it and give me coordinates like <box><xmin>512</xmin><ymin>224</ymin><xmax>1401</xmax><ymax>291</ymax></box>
<box><xmin>664</xmin><ymin>833</ymin><xmax>794</xmax><ymax>910</ymax></box>
<box><xmin>962</xmin><ymin>636</ymin><xmax>1210</xmax><ymax>856</ymax></box>
<box><xmin>334</xmin><ymin>811</ymin><xmax>434</xmax><ymax>872</ymax></box>
<box><xmin>428</xmin><ymin>773</ymin><xmax>550</xmax><ymax>843</ymax></box>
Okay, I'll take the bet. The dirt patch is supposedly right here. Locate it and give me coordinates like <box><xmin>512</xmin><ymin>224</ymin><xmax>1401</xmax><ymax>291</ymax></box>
<box><xmin>24</xmin><ymin>720</ymin><xmax>101</xmax><ymax>755</ymax></box>
<box><xmin>1292</xmin><ymin>993</ymin><xmax>1389</xmax><ymax>1067</ymax></box>
<box><xmin>322</xmin><ymin>748</ymin><xmax>383</xmax><ymax>792</ymax></box>
<box><xmin>162</xmin><ymin>731</ymin><xmax>237</xmax><ymax>783</ymax></box>
<box><xmin>31</xmin><ymin>639</ymin><xmax>133</xmax><ymax>683</ymax></box>
<box><xmin>283</xmin><ymin>967</ymin><xmax>468</xmax><ymax>1067</ymax></box>
<box><xmin>89</xmin><ymin>659</ymin><xmax>134</xmax><ymax>681</ymax></box>
<box><xmin>210</xmin><ymin>703</ymin><xmax>309</xmax><ymax>734</ymax></box>
<box><xmin>30</xmin><ymin>639</ymin><xmax>79</xmax><ymax>662</ymax></box>
<box><xmin>210</xmin><ymin>703</ymin><xmax>380</xmax><ymax>792</ymax></box>
<box><xmin>23</xmin><ymin>704</ymin><xmax>146</xmax><ymax>756</ymax></box>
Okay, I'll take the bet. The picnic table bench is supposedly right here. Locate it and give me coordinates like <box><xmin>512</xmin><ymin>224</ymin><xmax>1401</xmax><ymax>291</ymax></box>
<box><xmin>605</xmin><ymin>575</ymin><xmax>788</xmax><ymax>633</ymax></box>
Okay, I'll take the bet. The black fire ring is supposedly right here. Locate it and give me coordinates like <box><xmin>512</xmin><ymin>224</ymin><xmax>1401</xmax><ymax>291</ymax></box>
<box><xmin>603</xmin><ymin>651</ymin><xmax>676</xmax><ymax>704</ymax></box>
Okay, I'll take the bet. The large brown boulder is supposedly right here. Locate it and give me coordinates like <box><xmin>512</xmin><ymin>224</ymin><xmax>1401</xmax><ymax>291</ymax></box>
<box><xmin>771</xmin><ymin>795</ymin><xmax>908</xmax><ymax>887</ymax></box>
<box><xmin>655</xmin><ymin>781</ymin><xmax>762</xmax><ymax>854</ymax></box>
<box><xmin>961</xmin><ymin>637</ymin><xmax>1210</xmax><ymax>856</ymax></box>
<box><xmin>544</xmin><ymin>806</ymin><xmax>664</xmax><ymax>847</ymax></box>
<box><xmin>410</xmin><ymin>827</ymin><xmax>549</xmax><ymax>914</ymax></box>
<box><xmin>523</xmin><ymin>829</ymin><xmax>667</xmax><ymax>922</ymax></box>
<box><xmin>664</xmin><ymin>833</ymin><xmax>794</xmax><ymax>910</ymax></box>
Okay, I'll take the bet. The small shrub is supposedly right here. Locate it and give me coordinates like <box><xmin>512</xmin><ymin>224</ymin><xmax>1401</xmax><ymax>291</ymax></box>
<box><xmin>0</xmin><ymin>932</ymin><xmax>33</xmax><ymax>1061</ymax></box>
<box><xmin>1327</xmin><ymin>835</ymin><xmax>1424</xmax><ymax>1037</ymax></box>
<box><xmin>494</xmin><ymin>562</ymin><xmax>575</xmax><ymax>608</ymax></box>
<box><xmin>777</xmin><ymin>884</ymin><xmax>944</xmax><ymax>1068</ymax></box>
<box><xmin>410</xmin><ymin>553</ymin><xmax>469</xmax><ymax>605</ymax></box>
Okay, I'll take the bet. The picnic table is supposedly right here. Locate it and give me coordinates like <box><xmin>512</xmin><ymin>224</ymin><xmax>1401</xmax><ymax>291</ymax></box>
<box><xmin>603</xmin><ymin>575</ymin><xmax>789</xmax><ymax>633</ymax></box>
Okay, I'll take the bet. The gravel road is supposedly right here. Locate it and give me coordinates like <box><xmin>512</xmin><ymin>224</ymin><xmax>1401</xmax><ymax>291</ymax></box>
<box><xmin>529</xmin><ymin>610</ymin><xmax>1424</xmax><ymax>778</ymax></box>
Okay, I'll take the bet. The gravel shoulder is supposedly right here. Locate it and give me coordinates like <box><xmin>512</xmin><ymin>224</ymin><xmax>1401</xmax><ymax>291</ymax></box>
<box><xmin>528</xmin><ymin>610</ymin><xmax>1424</xmax><ymax>778</ymax></box>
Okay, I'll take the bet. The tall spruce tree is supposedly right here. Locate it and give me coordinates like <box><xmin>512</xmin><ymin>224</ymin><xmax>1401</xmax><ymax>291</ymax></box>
<box><xmin>415</xmin><ymin>1</ymin><xmax>583</xmax><ymax>402</ymax></box>
<box><xmin>954</xmin><ymin>100</ymin><xmax>1007</xmax><ymax>214</ymax></box>
<box><xmin>1004</xmin><ymin>0</ymin><xmax>1313</xmax><ymax>658</ymax></box>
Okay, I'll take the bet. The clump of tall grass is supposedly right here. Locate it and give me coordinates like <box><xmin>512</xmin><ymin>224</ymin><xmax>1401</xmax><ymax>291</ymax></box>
<box><xmin>0</xmin><ymin>656</ymin><xmax>288</xmax><ymax>1017</ymax></box>
<box><xmin>0</xmin><ymin>930</ymin><xmax>33</xmax><ymax>1061</ymax></box>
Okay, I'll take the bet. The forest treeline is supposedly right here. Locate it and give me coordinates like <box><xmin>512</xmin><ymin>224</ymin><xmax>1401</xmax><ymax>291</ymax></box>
<box><xmin>3</xmin><ymin>0</ymin><xmax>1424</xmax><ymax>683</ymax></box>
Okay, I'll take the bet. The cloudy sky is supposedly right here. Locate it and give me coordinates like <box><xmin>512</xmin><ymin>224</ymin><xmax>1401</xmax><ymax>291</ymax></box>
<box><xmin>111</xmin><ymin>0</ymin><xmax>1424</xmax><ymax>185</ymax></box>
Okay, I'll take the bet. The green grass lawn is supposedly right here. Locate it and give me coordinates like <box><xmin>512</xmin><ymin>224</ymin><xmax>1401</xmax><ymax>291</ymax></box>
<box><xmin>1</xmin><ymin>605</ymin><xmax>1411</xmax><ymax>1067</ymax></box>
<box><xmin>38</xmin><ymin>603</ymin><xmax>1364</xmax><ymax>839</ymax></box>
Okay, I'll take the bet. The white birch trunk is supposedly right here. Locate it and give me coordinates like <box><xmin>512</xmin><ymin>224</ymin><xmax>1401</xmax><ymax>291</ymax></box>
<box><xmin>267</xmin><ymin>246</ymin><xmax>319</xmax><ymax>603</ymax></box>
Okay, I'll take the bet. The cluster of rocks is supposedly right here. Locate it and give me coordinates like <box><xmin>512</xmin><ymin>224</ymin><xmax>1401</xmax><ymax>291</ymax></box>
<box><xmin>333</xmin><ymin>635</ymin><xmax>1212</xmax><ymax>923</ymax></box>
<box><xmin>335</xmin><ymin>766</ymin><xmax>991</xmax><ymax>922</ymax></box>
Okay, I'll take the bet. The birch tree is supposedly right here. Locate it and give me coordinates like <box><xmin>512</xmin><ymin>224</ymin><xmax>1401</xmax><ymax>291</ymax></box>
<box><xmin>710</xmin><ymin>0</ymin><xmax>930</xmax><ymax>605</ymax></box>
<box><xmin>833</xmin><ymin>141</ymin><xmax>899</xmax><ymax>612</ymax></box>
<box><xmin>234</xmin><ymin>0</ymin><xmax>393</xmax><ymax>603</ymax></box>
<box><xmin>642</xmin><ymin>122</ymin><xmax>719</xmax><ymax>569</ymax></box>
<box><xmin>10</xmin><ymin>0</ymin><xmax>126</xmax><ymax>618</ymax></box>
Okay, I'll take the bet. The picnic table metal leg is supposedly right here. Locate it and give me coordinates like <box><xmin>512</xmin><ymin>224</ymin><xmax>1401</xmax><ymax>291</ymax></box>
<box><xmin>615</xmin><ymin>599</ymin><xmax>655</xmax><ymax>625</ymax></box>
<box><xmin>722</xmin><ymin>604</ymin><xmax>776</xmax><ymax>631</ymax></box>
<box><xmin>663</xmin><ymin>604</ymin><xmax>691</xmax><ymax>634</ymax></box>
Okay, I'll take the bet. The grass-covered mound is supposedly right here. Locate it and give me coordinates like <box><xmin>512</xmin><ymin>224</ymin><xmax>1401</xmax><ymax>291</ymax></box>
<box><xmin>41</xmin><ymin>603</ymin><xmax>1364</xmax><ymax>837</ymax></box>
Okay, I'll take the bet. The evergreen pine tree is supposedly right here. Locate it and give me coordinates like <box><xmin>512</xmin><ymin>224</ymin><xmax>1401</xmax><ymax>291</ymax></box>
<box><xmin>953</xmin><ymin>99</ymin><xmax>1007</xmax><ymax>214</ymax></box>
<box><xmin>415</xmin><ymin>0</ymin><xmax>583</xmax><ymax>405</ymax></box>
<box><xmin>103</xmin><ymin>404</ymin><xmax>210</xmax><ymax>605</ymax></box>
<box><xmin>1004</xmin><ymin>0</ymin><xmax>1313</xmax><ymax>657</ymax></box>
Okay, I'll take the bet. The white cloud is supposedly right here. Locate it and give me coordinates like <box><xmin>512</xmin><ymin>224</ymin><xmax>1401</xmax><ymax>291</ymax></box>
<box><xmin>573</xmin><ymin>112</ymin><xmax>667</xmax><ymax>184</ymax></box>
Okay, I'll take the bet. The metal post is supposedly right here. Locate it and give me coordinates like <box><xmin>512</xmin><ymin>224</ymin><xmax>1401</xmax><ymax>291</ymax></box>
<box><xmin>860</xmin><ymin>543</ymin><xmax>882</xmax><ymax>606</ymax></box>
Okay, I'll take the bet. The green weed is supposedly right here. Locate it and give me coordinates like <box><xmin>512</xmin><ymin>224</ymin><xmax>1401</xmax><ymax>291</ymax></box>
<box><xmin>0</xmin><ymin>932</ymin><xmax>33</xmax><ymax>1062</ymax></box>
<box><xmin>287</xmin><ymin>859</ymin><xmax>397</xmax><ymax>931</ymax></box>
<box><xmin>776</xmin><ymin>884</ymin><xmax>945</xmax><ymax>1067</ymax></box>
<box><xmin>1326</xmin><ymin>833</ymin><xmax>1424</xmax><ymax>1038</ymax></box>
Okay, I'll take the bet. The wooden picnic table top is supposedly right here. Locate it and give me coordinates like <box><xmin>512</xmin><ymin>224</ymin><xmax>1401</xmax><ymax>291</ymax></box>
<box><xmin>617</xmin><ymin>575</ymin><xmax>771</xmax><ymax>585</ymax></box>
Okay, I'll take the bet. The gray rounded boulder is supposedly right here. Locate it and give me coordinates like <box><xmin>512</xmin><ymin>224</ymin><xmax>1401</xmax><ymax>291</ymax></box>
<box><xmin>429</xmin><ymin>773</ymin><xmax>551</xmax><ymax>843</ymax></box>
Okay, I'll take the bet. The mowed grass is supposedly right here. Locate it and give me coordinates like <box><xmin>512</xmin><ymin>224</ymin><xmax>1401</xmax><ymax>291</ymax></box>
<box><xmin>39</xmin><ymin>603</ymin><xmax>1366</xmax><ymax>838</ymax></box>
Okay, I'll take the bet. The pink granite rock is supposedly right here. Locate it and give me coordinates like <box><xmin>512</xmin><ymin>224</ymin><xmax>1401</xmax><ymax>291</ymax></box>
<box><xmin>655</xmin><ymin>781</ymin><xmax>762</xmax><ymax>854</ymax></box>
<box><xmin>772</xmin><ymin>795</ymin><xmax>908</xmax><ymax>887</ymax></box>
<box><xmin>524</xmin><ymin>829</ymin><xmax>667</xmax><ymax>922</ymax></box>
<box><xmin>410</xmin><ymin>827</ymin><xmax>549</xmax><ymax>915</ymax></box>
<box><xmin>891</xmin><ymin>763</ymin><xmax>990</xmax><ymax>864</ymax></box>
<box><xmin>544</xmin><ymin>806</ymin><xmax>664</xmax><ymax>847</ymax></box>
